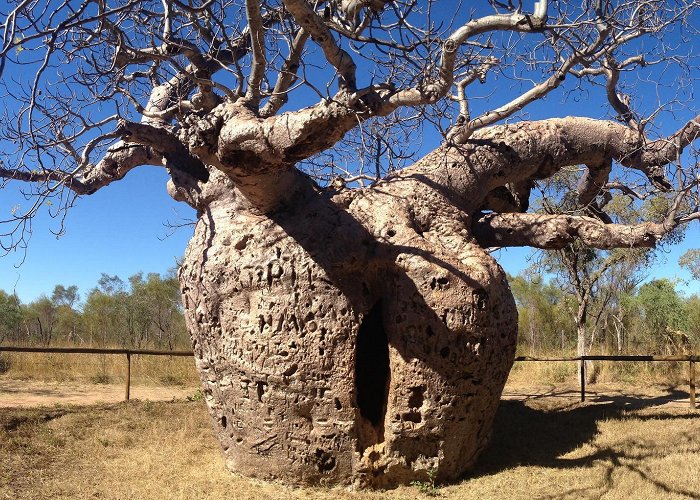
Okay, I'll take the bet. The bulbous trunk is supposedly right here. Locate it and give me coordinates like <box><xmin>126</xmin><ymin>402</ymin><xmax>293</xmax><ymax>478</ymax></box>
<box><xmin>179</xmin><ymin>168</ymin><xmax>517</xmax><ymax>487</ymax></box>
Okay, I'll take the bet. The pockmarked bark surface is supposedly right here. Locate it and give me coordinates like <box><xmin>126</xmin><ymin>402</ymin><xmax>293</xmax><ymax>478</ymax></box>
<box><xmin>175</xmin><ymin>114</ymin><xmax>692</xmax><ymax>486</ymax></box>
<box><xmin>2</xmin><ymin>0</ymin><xmax>700</xmax><ymax>489</ymax></box>
<box><xmin>179</xmin><ymin>168</ymin><xmax>516</xmax><ymax>487</ymax></box>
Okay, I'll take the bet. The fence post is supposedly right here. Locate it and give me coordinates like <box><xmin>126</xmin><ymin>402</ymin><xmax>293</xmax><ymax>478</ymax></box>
<box><xmin>125</xmin><ymin>352</ymin><xmax>131</xmax><ymax>402</ymax></box>
<box><xmin>579</xmin><ymin>357</ymin><xmax>586</xmax><ymax>402</ymax></box>
<box><xmin>690</xmin><ymin>360</ymin><xmax>696</xmax><ymax>410</ymax></box>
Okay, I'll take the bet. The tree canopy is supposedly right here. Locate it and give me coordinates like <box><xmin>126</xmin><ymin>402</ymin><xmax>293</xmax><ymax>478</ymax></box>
<box><xmin>680</xmin><ymin>249</ymin><xmax>700</xmax><ymax>281</ymax></box>
<box><xmin>0</xmin><ymin>0</ymin><xmax>699</xmax><ymax>252</ymax></box>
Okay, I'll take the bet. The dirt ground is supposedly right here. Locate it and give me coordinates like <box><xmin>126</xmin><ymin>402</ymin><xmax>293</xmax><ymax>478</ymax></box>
<box><xmin>0</xmin><ymin>376</ymin><xmax>694</xmax><ymax>411</ymax></box>
<box><xmin>502</xmin><ymin>382</ymin><xmax>698</xmax><ymax>410</ymax></box>
<box><xmin>1</xmin><ymin>379</ymin><xmax>698</xmax><ymax>499</ymax></box>
<box><xmin>0</xmin><ymin>377</ymin><xmax>198</xmax><ymax>407</ymax></box>
<box><xmin>1</xmin><ymin>375</ymin><xmax>694</xmax><ymax>410</ymax></box>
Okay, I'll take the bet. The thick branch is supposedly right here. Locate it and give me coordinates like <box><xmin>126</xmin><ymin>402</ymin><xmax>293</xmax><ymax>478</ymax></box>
<box><xmin>0</xmin><ymin>143</ymin><xmax>163</xmax><ymax>195</ymax></box>
<box><xmin>117</xmin><ymin>121</ymin><xmax>209</xmax><ymax>181</ymax></box>
<box><xmin>577</xmin><ymin>160</ymin><xmax>612</xmax><ymax>208</ymax></box>
<box><xmin>216</xmin><ymin>95</ymin><xmax>364</xmax><ymax>168</ymax></box>
<box><xmin>481</xmin><ymin>180</ymin><xmax>533</xmax><ymax>213</ymax></box>
<box><xmin>473</xmin><ymin>212</ymin><xmax>665</xmax><ymax>249</ymax></box>
<box><xmin>424</xmin><ymin>116</ymin><xmax>697</xmax><ymax>210</ymax></box>
<box><xmin>389</xmin><ymin>113</ymin><xmax>700</xmax><ymax>253</ymax></box>
<box><xmin>642</xmin><ymin>115</ymin><xmax>700</xmax><ymax>170</ymax></box>
<box><xmin>283</xmin><ymin>0</ymin><xmax>357</xmax><ymax>90</ymax></box>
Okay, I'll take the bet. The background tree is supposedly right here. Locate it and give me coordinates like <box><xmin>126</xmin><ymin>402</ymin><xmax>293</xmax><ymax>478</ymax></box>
<box><xmin>680</xmin><ymin>249</ymin><xmax>700</xmax><ymax>281</ymax></box>
<box><xmin>83</xmin><ymin>274</ymin><xmax>127</xmax><ymax>346</ymax></box>
<box><xmin>677</xmin><ymin>249</ymin><xmax>700</xmax><ymax>347</ymax></box>
<box><xmin>0</xmin><ymin>290</ymin><xmax>22</xmax><ymax>345</ymax></box>
<box><xmin>127</xmin><ymin>271</ymin><xmax>184</xmax><ymax>349</ymax></box>
<box><xmin>532</xmin><ymin>167</ymin><xmax>659</xmax><ymax>378</ymax></box>
<box><xmin>22</xmin><ymin>295</ymin><xmax>59</xmax><ymax>346</ymax></box>
<box><xmin>0</xmin><ymin>272</ymin><xmax>188</xmax><ymax>349</ymax></box>
<box><xmin>685</xmin><ymin>295</ymin><xmax>700</xmax><ymax>347</ymax></box>
<box><xmin>79</xmin><ymin>271</ymin><xmax>189</xmax><ymax>348</ymax></box>
<box><xmin>509</xmin><ymin>272</ymin><xmax>574</xmax><ymax>354</ymax></box>
<box><xmin>51</xmin><ymin>285</ymin><xmax>81</xmax><ymax>342</ymax></box>
<box><xmin>2</xmin><ymin>0</ymin><xmax>700</xmax><ymax>487</ymax></box>
<box><xmin>631</xmin><ymin>278</ymin><xmax>689</xmax><ymax>353</ymax></box>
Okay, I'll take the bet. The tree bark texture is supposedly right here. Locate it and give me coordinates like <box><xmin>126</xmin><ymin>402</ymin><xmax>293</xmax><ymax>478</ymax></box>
<box><xmin>179</xmin><ymin>165</ymin><xmax>517</xmax><ymax>487</ymax></box>
<box><xmin>175</xmin><ymin>114</ymin><xmax>688</xmax><ymax>487</ymax></box>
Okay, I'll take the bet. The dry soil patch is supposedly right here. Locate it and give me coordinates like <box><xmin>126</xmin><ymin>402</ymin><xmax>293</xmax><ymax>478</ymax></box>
<box><xmin>502</xmin><ymin>381</ymin><xmax>697</xmax><ymax>410</ymax></box>
<box><xmin>0</xmin><ymin>377</ymin><xmax>197</xmax><ymax>407</ymax></box>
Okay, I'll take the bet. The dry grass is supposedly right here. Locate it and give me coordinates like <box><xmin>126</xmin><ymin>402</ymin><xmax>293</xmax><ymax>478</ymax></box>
<box><xmin>0</xmin><ymin>351</ymin><xmax>199</xmax><ymax>387</ymax></box>
<box><xmin>2</xmin><ymin>350</ymin><xmax>691</xmax><ymax>391</ymax></box>
<box><xmin>508</xmin><ymin>358</ymin><xmax>693</xmax><ymax>387</ymax></box>
<box><xmin>1</xmin><ymin>391</ymin><xmax>698</xmax><ymax>499</ymax></box>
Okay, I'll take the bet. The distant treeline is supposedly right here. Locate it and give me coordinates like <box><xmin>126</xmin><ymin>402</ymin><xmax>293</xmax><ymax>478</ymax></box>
<box><xmin>511</xmin><ymin>274</ymin><xmax>700</xmax><ymax>356</ymax></box>
<box><xmin>0</xmin><ymin>271</ymin><xmax>188</xmax><ymax>350</ymax></box>
<box><xmin>1</xmin><ymin>271</ymin><xmax>698</xmax><ymax>355</ymax></box>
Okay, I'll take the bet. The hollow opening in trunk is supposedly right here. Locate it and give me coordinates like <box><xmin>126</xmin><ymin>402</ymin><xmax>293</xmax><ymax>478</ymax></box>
<box><xmin>355</xmin><ymin>301</ymin><xmax>390</xmax><ymax>428</ymax></box>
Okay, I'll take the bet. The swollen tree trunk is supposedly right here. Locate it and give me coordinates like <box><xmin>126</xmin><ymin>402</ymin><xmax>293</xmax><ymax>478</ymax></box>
<box><xmin>174</xmin><ymin>115</ymin><xmax>685</xmax><ymax>487</ymax></box>
<box><xmin>179</xmin><ymin>166</ymin><xmax>518</xmax><ymax>487</ymax></box>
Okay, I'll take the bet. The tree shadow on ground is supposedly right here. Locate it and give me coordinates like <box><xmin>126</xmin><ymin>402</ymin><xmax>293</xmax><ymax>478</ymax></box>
<box><xmin>461</xmin><ymin>388</ymin><xmax>700</xmax><ymax>498</ymax></box>
<box><xmin>503</xmin><ymin>384</ymin><xmax>692</xmax><ymax>411</ymax></box>
<box><xmin>475</xmin><ymin>387</ymin><xmax>694</xmax><ymax>474</ymax></box>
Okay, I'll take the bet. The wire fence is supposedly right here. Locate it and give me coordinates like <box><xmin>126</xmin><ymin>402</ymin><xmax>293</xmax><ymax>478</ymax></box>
<box><xmin>1</xmin><ymin>346</ymin><xmax>697</xmax><ymax>408</ymax></box>
<box><xmin>0</xmin><ymin>346</ymin><xmax>194</xmax><ymax>401</ymax></box>
<box><xmin>515</xmin><ymin>354</ymin><xmax>697</xmax><ymax>408</ymax></box>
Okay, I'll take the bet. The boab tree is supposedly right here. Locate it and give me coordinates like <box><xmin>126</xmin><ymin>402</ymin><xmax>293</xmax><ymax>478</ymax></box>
<box><xmin>2</xmin><ymin>0</ymin><xmax>700</xmax><ymax>488</ymax></box>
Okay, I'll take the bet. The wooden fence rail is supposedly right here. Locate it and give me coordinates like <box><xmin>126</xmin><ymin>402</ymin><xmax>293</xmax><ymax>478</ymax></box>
<box><xmin>0</xmin><ymin>346</ymin><xmax>194</xmax><ymax>356</ymax></box>
<box><xmin>514</xmin><ymin>354</ymin><xmax>698</xmax><ymax>408</ymax></box>
<box><xmin>0</xmin><ymin>347</ymin><xmax>696</xmax><ymax>408</ymax></box>
<box><xmin>0</xmin><ymin>346</ymin><xmax>194</xmax><ymax>401</ymax></box>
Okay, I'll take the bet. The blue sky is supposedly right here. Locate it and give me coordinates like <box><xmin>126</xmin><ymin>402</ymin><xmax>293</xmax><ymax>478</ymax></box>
<box><xmin>1</xmin><ymin>2</ymin><xmax>699</xmax><ymax>304</ymax></box>
<box><xmin>0</xmin><ymin>167</ymin><xmax>195</xmax><ymax>302</ymax></box>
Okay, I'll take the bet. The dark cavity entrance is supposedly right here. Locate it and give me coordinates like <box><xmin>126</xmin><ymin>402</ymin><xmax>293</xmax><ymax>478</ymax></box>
<box><xmin>355</xmin><ymin>301</ymin><xmax>390</xmax><ymax>427</ymax></box>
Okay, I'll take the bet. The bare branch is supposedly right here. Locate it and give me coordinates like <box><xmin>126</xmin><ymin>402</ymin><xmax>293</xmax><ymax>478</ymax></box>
<box><xmin>0</xmin><ymin>142</ymin><xmax>163</xmax><ymax>196</ymax></box>
<box><xmin>604</xmin><ymin>182</ymin><xmax>649</xmax><ymax>201</ymax></box>
<box><xmin>473</xmin><ymin>212</ymin><xmax>665</xmax><ymax>249</ymax></box>
<box><xmin>244</xmin><ymin>0</ymin><xmax>267</xmax><ymax>107</ymax></box>
<box><xmin>260</xmin><ymin>29</ymin><xmax>310</xmax><ymax>118</ymax></box>
<box><xmin>451</xmin><ymin>56</ymin><xmax>500</xmax><ymax>120</ymax></box>
<box><xmin>388</xmin><ymin>6</ymin><xmax>549</xmax><ymax>109</ymax></box>
<box><xmin>283</xmin><ymin>0</ymin><xmax>358</xmax><ymax>91</ymax></box>
<box><xmin>602</xmin><ymin>55</ymin><xmax>641</xmax><ymax>131</ymax></box>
